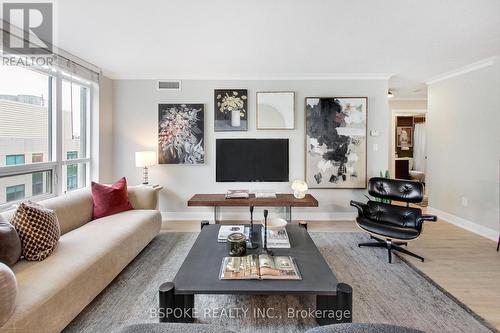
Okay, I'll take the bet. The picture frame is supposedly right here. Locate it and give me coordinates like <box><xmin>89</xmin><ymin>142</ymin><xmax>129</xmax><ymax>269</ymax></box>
<box><xmin>158</xmin><ymin>103</ymin><xmax>205</xmax><ymax>164</ymax></box>
<box><xmin>256</xmin><ymin>91</ymin><xmax>295</xmax><ymax>129</ymax></box>
<box><xmin>214</xmin><ymin>89</ymin><xmax>248</xmax><ymax>131</ymax></box>
<box><xmin>397</xmin><ymin>126</ymin><xmax>413</xmax><ymax>148</ymax></box>
<box><xmin>305</xmin><ymin>97</ymin><xmax>367</xmax><ymax>189</ymax></box>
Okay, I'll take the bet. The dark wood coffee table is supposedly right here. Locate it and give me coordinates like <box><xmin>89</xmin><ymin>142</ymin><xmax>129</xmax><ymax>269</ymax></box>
<box><xmin>158</xmin><ymin>223</ymin><xmax>352</xmax><ymax>326</ymax></box>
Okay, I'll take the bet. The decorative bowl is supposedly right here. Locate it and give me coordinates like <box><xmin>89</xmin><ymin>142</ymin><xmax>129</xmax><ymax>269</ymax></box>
<box><xmin>263</xmin><ymin>218</ymin><xmax>288</xmax><ymax>230</ymax></box>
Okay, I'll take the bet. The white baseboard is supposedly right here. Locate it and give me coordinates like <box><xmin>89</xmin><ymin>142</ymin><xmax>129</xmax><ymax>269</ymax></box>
<box><xmin>161</xmin><ymin>211</ymin><xmax>357</xmax><ymax>222</ymax></box>
<box><xmin>426</xmin><ymin>206</ymin><xmax>499</xmax><ymax>241</ymax></box>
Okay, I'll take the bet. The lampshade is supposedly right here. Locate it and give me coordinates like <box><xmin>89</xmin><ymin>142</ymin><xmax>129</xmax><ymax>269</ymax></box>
<box><xmin>135</xmin><ymin>151</ymin><xmax>156</xmax><ymax>167</ymax></box>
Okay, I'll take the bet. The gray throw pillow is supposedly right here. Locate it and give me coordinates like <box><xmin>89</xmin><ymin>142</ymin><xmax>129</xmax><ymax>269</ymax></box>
<box><xmin>0</xmin><ymin>215</ymin><xmax>21</xmax><ymax>267</ymax></box>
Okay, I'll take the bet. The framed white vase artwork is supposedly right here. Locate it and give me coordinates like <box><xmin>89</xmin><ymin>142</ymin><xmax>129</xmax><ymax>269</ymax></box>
<box><xmin>214</xmin><ymin>89</ymin><xmax>248</xmax><ymax>131</ymax></box>
<box><xmin>256</xmin><ymin>91</ymin><xmax>295</xmax><ymax>130</ymax></box>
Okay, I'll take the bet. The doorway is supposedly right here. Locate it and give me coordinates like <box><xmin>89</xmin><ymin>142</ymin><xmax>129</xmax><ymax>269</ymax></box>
<box><xmin>390</xmin><ymin>110</ymin><xmax>428</xmax><ymax>198</ymax></box>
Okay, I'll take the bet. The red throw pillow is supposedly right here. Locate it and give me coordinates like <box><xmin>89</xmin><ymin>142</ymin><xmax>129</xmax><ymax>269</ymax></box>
<box><xmin>91</xmin><ymin>177</ymin><xmax>133</xmax><ymax>219</ymax></box>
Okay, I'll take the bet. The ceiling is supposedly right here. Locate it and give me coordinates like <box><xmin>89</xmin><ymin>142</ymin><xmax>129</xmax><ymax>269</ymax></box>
<box><xmin>55</xmin><ymin>0</ymin><xmax>500</xmax><ymax>99</ymax></box>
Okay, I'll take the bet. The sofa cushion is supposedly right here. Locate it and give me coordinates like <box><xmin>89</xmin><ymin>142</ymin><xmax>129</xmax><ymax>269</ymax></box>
<box><xmin>128</xmin><ymin>186</ymin><xmax>159</xmax><ymax>210</ymax></box>
<box><xmin>91</xmin><ymin>177</ymin><xmax>133</xmax><ymax>219</ymax></box>
<box><xmin>1</xmin><ymin>209</ymin><xmax>161</xmax><ymax>333</ymax></box>
<box><xmin>41</xmin><ymin>189</ymin><xmax>93</xmax><ymax>235</ymax></box>
<box><xmin>11</xmin><ymin>202</ymin><xmax>60</xmax><ymax>261</ymax></box>
<box><xmin>0</xmin><ymin>216</ymin><xmax>21</xmax><ymax>267</ymax></box>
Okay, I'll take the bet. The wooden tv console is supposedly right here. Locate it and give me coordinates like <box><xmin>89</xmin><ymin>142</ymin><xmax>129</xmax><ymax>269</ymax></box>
<box><xmin>187</xmin><ymin>193</ymin><xmax>318</xmax><ymax>224</ymax></box>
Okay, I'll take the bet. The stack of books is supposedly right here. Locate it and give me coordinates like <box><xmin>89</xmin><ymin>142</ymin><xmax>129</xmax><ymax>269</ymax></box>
<box><xmin>217</xmin><ymin>225</ymin><xmax>251</xmax><ymax>243</ymax></box>
<box><xmin>225</xmin><ymin>190</ymin><xmax>249</xmax><ymax>199</ymax></box>
<box><xmin>262</xmin><ymin>228</ymin><xmax>291</xmax><ymax>248</ymax></box>
<box><xmin>218</xmin><ymin>225</ymin><xmax>245</xmax><ymax>242</ymax></box>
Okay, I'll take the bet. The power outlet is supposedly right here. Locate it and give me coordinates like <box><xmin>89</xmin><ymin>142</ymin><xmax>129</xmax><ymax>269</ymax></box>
<box><xmin>461</xmin><ymin>196</ymin><xmax>468</xmax><ymax>207</ymax></box>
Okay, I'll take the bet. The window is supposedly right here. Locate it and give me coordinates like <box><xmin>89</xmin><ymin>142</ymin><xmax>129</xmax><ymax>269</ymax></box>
<box><xmin>67</xmin><ymin>151</ymin><xmax>78</xmax><ymax>160</ymax></box>
<box><xmin>66</xmin><ymin>151</ymin><xmax>78</xmax><ymax>190</ymax></box>
<box><xmin>6</xmin><ymin>184</ymin><xmax>25</xmax><ymax>202</ymax></box>
<box><xmin>0</xmin><ymin>66</ymin><xmax>50</xmax><ymax>167</ymax></box>
<box><xmin>32</xmin><ymin>153</ymin><xmax>44</xmax><ymax>163</ymax></box>
<box><xmin>32</xmin><ymin>172</ymin><xmax>44</xmax><ymax>196</ymax></box>
<box><xmin>66</xmin><ymin>165</ymin><xmax>78</xmax><ymax>190</ymax></box>
<box><xmin>63</xmin><ymin>81</ymin><xmax>88</xmax><ymax>160</ymax></box>
<box><xmin>0</xmin><ymin>64</ymin><xmax>93</xmax><ymax>208</ymax></box>
<box><xmin>6</xmin><ymin>154</ymin><xmax>25</xmax><ymax>165</ymax></box>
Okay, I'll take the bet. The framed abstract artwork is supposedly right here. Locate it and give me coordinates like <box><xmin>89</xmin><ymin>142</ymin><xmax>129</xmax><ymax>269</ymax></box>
<box><xmin>256</xmin><ymin>91</ymin><xmax>295</xmax><ymax>129</ymax></box>
<box><xmin>158</xmin><ymin>104</ymin><xmax>204</xmax><ymax>164</ymax></box>
<box><xmin>214</xmin><ymin>89</ymin><xmax>248</xmax><ymax>131</ymax></box>
<box><xmin>305</xmin><ymin>97</ymin><xmax>367</xmax><ymax>189</ymax></box>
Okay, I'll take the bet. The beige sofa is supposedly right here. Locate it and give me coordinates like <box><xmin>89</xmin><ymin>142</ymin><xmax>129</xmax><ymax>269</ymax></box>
<box><xmin>0</xmin><ymin>186</ymin><xmax>162</xmax><ymax>333</ymax></box>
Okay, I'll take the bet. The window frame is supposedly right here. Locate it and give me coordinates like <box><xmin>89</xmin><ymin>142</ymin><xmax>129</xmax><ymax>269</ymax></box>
<box><xmin>0</xmin><ymin>66</ymin><xmax>94</xmax><ymax>210</ymax></box>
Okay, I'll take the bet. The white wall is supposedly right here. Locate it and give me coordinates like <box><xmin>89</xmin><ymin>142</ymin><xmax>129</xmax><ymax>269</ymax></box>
<box><xmin>98</xmin><ymin>76</ymin><xmax>114</xmax><ymax>183</ymax></box>
<box><xmin>427</xmin><ymin>59</ymin><xmax>500</xmax><ymax>238</ymax></box>
<box><xmin>112</xmin><ymin>79</ymin><xmax>389</xmax><ymax>221</ymax></box>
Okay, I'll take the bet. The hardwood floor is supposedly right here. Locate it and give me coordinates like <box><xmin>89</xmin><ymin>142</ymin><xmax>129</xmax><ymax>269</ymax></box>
<box><xmin>161</xmin><ymin>218</ymin><xmax>500</xmax><ymax>330</ymax></box>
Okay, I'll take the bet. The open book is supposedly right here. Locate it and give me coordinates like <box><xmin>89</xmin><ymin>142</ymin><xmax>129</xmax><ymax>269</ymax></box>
<box><xmin>219</xmin><ymin>254</ymin><xmax>301</xmax><ymax>280</ymax></box>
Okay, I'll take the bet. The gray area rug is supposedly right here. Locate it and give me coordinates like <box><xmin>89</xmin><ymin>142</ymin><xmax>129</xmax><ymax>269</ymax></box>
<box><xmin>64</xmin><ymin>232</ymin><xmax>495</xmax><ymax>333</ymax></box>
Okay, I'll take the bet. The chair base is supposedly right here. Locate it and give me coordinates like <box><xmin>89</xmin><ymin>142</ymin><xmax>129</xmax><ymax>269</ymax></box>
<box><xmin>358</xmin><ymin>236</ymin><xmax>424</xmax><ymax>263</ymax></box>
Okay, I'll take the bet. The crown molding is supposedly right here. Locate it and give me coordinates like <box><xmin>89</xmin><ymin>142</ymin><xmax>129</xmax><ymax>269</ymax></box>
<box><xmin>426</xmin><ymin>56</ymin><xmax>499</xmax><ymax>85</ymax></box>
<box><xmin>105</xmin><ymin>72</ymin><xmax>393</xmax><ymax>81</ymax></box>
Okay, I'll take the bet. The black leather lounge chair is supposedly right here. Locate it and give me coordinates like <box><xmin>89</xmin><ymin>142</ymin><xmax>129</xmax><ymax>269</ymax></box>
<box><xmin>350</xmin><ymin>177</ymin><xmax>437</xmax><ymax>263</ymax></box>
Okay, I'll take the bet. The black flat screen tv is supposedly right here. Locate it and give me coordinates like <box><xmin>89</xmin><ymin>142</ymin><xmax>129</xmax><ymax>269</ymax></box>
<box><xmin>216</xmin><ymin>139</ymin><xmax>289</xmax><ymax>182</ymax></box>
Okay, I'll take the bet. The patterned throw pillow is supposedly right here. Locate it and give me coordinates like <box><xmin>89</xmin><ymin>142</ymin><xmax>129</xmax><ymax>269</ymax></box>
<box><xmin>11</xmin><ymin>201</ymin><xmax>60</xmax><ymax>261</ymax></box>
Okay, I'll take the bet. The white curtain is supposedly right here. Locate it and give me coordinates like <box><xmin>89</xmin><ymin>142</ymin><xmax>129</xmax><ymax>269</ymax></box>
<box><xmin>413</xmin><ymin>123</ymin><xmax>427</xmax><ymax>172</ymax></box>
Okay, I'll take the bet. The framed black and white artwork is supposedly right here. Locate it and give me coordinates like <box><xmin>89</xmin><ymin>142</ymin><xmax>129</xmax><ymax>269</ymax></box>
<box><xmin>158</xmin><ymin>104</ymin><xmax>204</xmax><ymax>164</ymax></box>
<box><xmin>256</xmin><ymin>91</ymin><xmax>295</xmax><ymax>129</ymax></box>
<box><xmin>214</xmin><ymin>89</ymin><xmax>248</xmax><ymax>131</ymax></box>
<box><xmin>305</xmin><ymin>97</ymin><xmax>367</xmax><ymax>189</ymax></box>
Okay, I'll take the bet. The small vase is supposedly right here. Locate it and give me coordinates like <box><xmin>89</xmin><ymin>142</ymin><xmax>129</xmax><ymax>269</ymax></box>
<box><xmin>231</xmin><ymin>110</ymin><xmax>241</xmax><ymax>127</ymax></box>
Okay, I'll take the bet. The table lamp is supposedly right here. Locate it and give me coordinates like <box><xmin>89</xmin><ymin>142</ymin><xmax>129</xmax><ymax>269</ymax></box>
<box><xmin>291</xmin><ymin>180</ymin><xmax>308</xmax><ymax>199</ymax></box>
<box><xmin>135</xmin><ymin>151</ymin><xmax>156</xmax><ymax>184</ymax></box>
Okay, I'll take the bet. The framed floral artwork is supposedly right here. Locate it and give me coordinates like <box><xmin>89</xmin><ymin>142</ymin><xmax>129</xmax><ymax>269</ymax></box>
<box><xmin>214</xmin><ymin>89</ymin><xmax>248</xmax><ymax>131</ymax></box>
<box><xmin>158</xmin><ymin>104</ymin><xmax>204</xmax><ymax>164</ymax></box>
